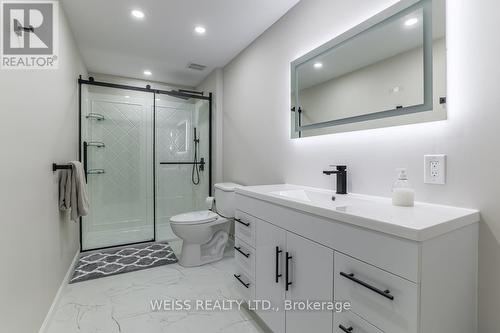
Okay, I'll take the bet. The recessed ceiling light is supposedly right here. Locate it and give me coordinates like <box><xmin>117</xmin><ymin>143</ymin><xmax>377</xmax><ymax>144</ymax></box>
<box><xmin>404</xmin><ymin>18</ymin><xmax>419</xmax><ymax>26</ymax></box>
<box><xmin>143</xmin><ymin>70</ymin><xmax>152</xmax><ymax>76</ymax></box>
<box><xmin>313</xmin><ymin>62</ymin><xmax>323</xmax><ymax>69</ymax></box>
<box><xmin>194</xmin><ymin>26</ymin><xmax>206</xmax><ymax>35</ymax></box>
<box><xmin>131</xmin><ymin>10</ymin><xmax>145</xmax><ymax>19</ymax></box>
<box><xmin>124</xmin><ymin>95</ymin><xmax>130</xmax><ymax>98</ymax></box>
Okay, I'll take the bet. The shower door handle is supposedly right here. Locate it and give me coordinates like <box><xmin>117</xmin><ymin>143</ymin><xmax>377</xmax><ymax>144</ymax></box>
<box><xmin>83</xmin><ymin>141</ymin><xmax>88</xmax><ymax>182</ymax></box>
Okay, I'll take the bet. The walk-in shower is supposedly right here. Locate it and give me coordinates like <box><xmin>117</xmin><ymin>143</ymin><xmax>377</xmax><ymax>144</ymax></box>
<box><xmin>79</xmin><ymin>77</ymin><xmax>211</xmax><ymax>251</ymax></box>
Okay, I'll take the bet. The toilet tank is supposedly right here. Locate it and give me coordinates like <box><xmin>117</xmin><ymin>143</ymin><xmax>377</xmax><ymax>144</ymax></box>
<box><xmin>214</xmin><ymin>183</ymin><xmax>242</xmax><ymax>218</ymax></box>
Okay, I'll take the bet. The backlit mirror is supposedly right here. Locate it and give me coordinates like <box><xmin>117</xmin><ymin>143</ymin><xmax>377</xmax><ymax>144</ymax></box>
<box><xmin>291</xmin><ymin>0</ymin><xmax>446</xmax><ymax>137</ymax></box>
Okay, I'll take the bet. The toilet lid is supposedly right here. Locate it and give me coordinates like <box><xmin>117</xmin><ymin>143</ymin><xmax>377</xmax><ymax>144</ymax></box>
<box><xmin>170</xmin><ymin>210</ymin><xmax>219</xmax><ymax>225</ymax></box>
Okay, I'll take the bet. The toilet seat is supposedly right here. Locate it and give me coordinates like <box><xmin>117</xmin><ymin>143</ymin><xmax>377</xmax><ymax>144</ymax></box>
<box><xmin>170</xmin><ymin>210</ymin><xmax>219</xmax><ymax>225</ymax></box>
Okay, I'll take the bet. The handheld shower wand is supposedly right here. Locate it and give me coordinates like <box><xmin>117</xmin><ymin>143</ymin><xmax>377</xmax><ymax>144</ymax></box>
<box><xmin>192</xmin><ymin>127</ymin><xmax>200</xmax><ymax>185</ymax></box>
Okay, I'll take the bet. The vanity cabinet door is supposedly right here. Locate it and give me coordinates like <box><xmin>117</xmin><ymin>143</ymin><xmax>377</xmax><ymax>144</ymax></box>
<box><xmin>285</xmin><ymin>232</ymin><xmax>334</xmax><ymax>333</ymax></box>
<box><xmin>334</xmin><ymin>252</ymin><xmax>418</xmax><ymax>333</ymax></box>
<box><xmin>255</xmin><ymin>220</ymin><xmax>287</xmax><ymax>333</ymax></box>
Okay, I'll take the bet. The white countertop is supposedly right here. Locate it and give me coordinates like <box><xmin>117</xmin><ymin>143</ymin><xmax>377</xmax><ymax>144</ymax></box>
<box><xmin>235</xmin><ymin>184</ymin><xmax>480</xmax><ymax>241</ymax></box>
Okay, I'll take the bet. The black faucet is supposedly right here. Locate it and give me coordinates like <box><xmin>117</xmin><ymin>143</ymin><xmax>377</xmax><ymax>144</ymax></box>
<box><xmin>323</xmin><ymin>165</ymin><xmax>347</xmax><ymax>194</ymax></box>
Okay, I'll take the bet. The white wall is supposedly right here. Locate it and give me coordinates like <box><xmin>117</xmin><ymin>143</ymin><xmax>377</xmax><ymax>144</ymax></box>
<box><xmin>197</xmin><ymin>68</ymin><xmax>224</xmax><ymax>186</ymax></box>
<box><xmin>222</xmin><ymin>0</ymin><xmax>500</xmax><ymax>331</ymax></box>
<box><xmin>0</xmin><ymin>5</ymin><xmax>87</xmax><ymax>333</ymax></box>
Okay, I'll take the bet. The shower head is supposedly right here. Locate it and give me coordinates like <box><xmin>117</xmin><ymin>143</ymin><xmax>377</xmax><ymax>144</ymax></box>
<box><xmin>194</xmin><ymin>127</ymin><xmax>199</xmax><ymax>143</ymax></box>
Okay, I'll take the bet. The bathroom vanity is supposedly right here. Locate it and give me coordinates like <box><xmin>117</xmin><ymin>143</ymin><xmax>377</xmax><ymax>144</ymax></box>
<box><xmin>233</xmin><ymin>184</ymin><xmax>479</xmax><ymax>333</ymax></box>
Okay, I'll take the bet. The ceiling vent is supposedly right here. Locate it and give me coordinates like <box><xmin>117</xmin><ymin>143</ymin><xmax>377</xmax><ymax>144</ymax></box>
<box><xmin>187</xmin><ymin>63</ymin><xmax>207</xmax><ymax>71</ymax></box>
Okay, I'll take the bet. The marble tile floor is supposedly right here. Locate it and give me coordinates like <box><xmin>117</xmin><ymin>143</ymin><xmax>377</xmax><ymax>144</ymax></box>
<box><xmin>45</xmin><ymin>240</ymin><xmax>268</xmax><ymax>333</ymax></box>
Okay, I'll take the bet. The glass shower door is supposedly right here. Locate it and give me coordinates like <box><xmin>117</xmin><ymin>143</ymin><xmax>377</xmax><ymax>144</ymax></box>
<box><xmin>81</xmin><ymin>85</ymin><xmax>154</xmax><ymax>250</ymax></box>
<box><xmin>155</xmin><ymin>95</ymin><xmax>210</xmax><ymax>241</ymax></box>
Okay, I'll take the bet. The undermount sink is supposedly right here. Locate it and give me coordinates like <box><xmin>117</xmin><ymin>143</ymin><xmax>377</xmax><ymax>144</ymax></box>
<box><xmin>269</xmin><ymin>188</ymin><xmax>371</xmax><ymax>207</ymax></box>
<box><xmin>236</xmin><ymin>184</ymin><xmax>479</xmax><ymax>242</ymax></box>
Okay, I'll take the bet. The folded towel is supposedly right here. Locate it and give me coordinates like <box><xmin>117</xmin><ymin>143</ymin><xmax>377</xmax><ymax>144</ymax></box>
<box><xmin>59</xmin><ymin>161</ymin><xmax>89</xmax><ymax>222</ymax></box>
<box><xmin>58</xmin><ymin>168</ymin><xmax>71</xmax><ymax>211</ymax></box>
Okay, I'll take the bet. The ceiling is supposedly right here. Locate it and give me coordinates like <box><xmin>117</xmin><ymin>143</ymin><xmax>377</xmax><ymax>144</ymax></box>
<box><xmin>61</xmin><ymin>0</ymin><xmax>300</xmax><ymax>87</ymax></box>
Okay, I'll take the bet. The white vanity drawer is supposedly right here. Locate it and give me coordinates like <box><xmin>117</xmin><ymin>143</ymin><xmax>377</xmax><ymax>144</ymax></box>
<box><xmin>335</xmin><ymin>311</ymin><xmax>384</xmax><ymax>333</ymax></box>
<box><xmin>234</xmin><ymin>237</ymin><xmax>255</xmax><ymax>278</ymax></box>
<box><xmin>233</xmin><ymin>270</ymin><xmax>255</xmax><ymax>301</ymax></box>
<box><xmin>334</xmin><ymin>252</ymin><xmax>418</xmax><ymax>333</ymax></box>
<box><xmin>235</xmin><ymin>210</ymin><xmax>256</xmax><ymax>247</ymax></box>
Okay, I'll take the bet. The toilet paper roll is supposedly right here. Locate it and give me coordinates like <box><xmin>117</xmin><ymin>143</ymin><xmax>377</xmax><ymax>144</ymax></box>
<box><xmin>206</xmin><ymin>196</ymin><xmax>215</xmax><ymax>210</ymax></box>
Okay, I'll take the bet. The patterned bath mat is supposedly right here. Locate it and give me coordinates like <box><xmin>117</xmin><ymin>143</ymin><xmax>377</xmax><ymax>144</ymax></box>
<box><xmin>70</xmin><ymin>242</ymin><xmax>178</xmax><ymax>283</ymax></box>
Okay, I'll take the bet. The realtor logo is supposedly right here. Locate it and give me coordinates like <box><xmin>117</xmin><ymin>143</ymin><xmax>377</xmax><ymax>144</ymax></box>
<box><xmin>1</xmin><ymin>1</ymin><xmax>59</xmax><ymax>69</ymax></box>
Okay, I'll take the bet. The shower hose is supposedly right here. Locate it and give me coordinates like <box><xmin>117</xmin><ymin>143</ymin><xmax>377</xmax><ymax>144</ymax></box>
<box><xmin>192</xmin><ymin>128</ymin><xmax>200</xmax><ymax>185</ymax></box>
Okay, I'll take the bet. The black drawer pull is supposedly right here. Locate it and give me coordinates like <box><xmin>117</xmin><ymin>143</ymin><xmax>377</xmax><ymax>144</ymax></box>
<box><xmin>339</xmin><ymin>324</ymin><xmax>353</xmax><ymax>333</ymax></box>
<box><xmin>235</xmin><ymin>218</ymin><xmax>250</xmax><ymax>227</ymax></box>
<box><xmin>234</xmin><ymin>246</ymin><xmax>250</xmax><ymax>258</ymax></box>
<box><xmin>340</xmin><ymin>272</ymin><xmax>394</xmax><ymax>301</ymax></box>
<box><xmin>234</xmin><ymin>274</ymin><xmax>250</xmax><ymax>288</ymax></box>
<box><xmin>285</xmin><ymin>252</ymin><xmax>292</xmax><ymax>291</ymax></box>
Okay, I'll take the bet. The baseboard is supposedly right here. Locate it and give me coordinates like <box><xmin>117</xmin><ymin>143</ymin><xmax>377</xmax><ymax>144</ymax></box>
<box><xmin>38</xmin><ymin>250</ymin><xmax>80</xmax><ymax>333</ymax></box>
<box><xmin>241</xmin><ymin>303</ymin><xmax>273</xmax><ymax>333</ymax></box>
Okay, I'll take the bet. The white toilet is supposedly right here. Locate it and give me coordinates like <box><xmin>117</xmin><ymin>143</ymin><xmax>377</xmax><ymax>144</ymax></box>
<box><xmin>170</xmin><ymin>183</ymin><xmax>242</xmax><ymax>267</ymax></box>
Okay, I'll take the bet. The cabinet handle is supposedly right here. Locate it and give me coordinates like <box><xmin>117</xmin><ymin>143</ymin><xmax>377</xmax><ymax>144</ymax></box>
<box><xmin>235</xmin><ymin>218</ymin><xmax>250</xmax><ymax>227</ymax></box>
<box><xmin>339</xmin><ymin>324</ymin><xmax>353</xmax><ymax>332</ymax></box>
<box><xmin>234</xmin><ymin>274</ymin><xmax>250</xmax><ymax>288</ymax></box>
<box><xmin>340</xmin><ymin>272</ymin><xmax>394</xmax><ymax>301</ymax></box>
<box><xmin>275</xmin><ymin>246</ymin><xmax>282</xmax><ymax>283</ymax></box>
<box><xmin>285</xmin><ymin>252</ymin><xmax>293</xmax><ymax>291</ymax></box>
<box><xmin>234</xmin><ymin>246</ymin><xmax>250</xmax><ymax>258</ymax></box>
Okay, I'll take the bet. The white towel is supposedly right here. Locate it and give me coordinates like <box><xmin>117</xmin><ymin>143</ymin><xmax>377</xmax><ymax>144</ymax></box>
<box><xmin>58</xmin><ymin>168</ymin><xmax>71</xmax><ymax>211</ymax></box>
<box><xmin>59</xmin><ymin>161</ymin><xmax>89</xmax><ymax>221</ymax></box>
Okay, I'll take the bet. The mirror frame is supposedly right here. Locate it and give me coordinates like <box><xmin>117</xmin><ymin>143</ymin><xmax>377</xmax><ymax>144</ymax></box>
<box><xmin>291</xmin><ymin>0</ymin><xmax>434</xmax><ymax>134</ymax></box>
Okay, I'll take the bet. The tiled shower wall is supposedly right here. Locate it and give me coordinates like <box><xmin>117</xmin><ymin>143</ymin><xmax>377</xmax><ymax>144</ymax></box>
<box><xmin>156</xmin><ymin>99</ymin><xmax>210</xmax><ymax>240</ymax></box>
<box><xmin>82</xmin><ymin>89</ymin><xmax>154</xmax><ymax>249</ymax></box>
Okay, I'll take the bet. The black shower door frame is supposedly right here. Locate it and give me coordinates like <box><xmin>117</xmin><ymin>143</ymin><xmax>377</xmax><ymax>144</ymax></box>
<box><xmin>78</xmin><ymin>75</ymin><xmax>213</xmax><ymax>252</ymax></box>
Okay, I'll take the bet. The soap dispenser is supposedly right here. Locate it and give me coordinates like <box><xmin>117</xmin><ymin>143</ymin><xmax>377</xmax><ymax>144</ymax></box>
<box><xmin>392</xmin><ymin>168</ymin><xmax>415</xmax><ymax>207</ymax></box>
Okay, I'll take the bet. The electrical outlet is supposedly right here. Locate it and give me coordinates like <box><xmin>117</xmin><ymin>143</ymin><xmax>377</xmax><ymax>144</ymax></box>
<box><xmin>430</xmin><ymin>161</ymin><xmax>440</xmax><ymax>177</ymax></box>
<box><xmin>424</xmin><ymin>155</ymin><xmax>446</xmax><ymax>184</ymax></box>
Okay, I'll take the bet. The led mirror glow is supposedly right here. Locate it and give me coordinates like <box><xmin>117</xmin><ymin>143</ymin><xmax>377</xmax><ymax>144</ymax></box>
<box><xmin>194</xmin><ymin>26</ymin><xmax>206</xmax><ymax>35</ymax></box>
<box><xmin>131</xmin><ymin>10</ymin><xmax>145</xmax><ymax>19</ymax></box>
<box><xmin>405</xmin><ymin>18</ymin><xmax>419</xmax><ymax>26</ymax></box>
